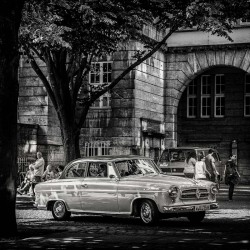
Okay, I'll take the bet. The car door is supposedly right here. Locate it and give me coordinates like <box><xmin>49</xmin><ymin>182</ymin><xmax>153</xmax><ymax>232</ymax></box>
<box><xmin>59</xmin><ymin>161</ymin><xmax>87</xmax><ymax>211</ymax></box>
<box><xmin>80</xmin><ymin>161</ymin><xmax>119</xmax><ymax>213</ymax></box>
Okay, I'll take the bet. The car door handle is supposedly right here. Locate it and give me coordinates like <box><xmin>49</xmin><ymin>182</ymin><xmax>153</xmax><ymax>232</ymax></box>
<box><xmin>81</xmin><ymin>184</ymin><xmax>88</xmax><ymax>188</ymax></box>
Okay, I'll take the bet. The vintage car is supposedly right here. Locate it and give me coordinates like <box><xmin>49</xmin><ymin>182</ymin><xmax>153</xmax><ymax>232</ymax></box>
<box><xmin>34</xmin><ymin>155</ymin><xmax>219</xmax><ymax>225</ymax></box>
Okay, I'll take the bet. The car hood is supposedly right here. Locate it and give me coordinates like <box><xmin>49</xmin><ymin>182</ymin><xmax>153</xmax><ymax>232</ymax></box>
<box><xmin>120</xmin><ymin>174</ymin><xmax>210</xmax><ymax>188</ymax></box>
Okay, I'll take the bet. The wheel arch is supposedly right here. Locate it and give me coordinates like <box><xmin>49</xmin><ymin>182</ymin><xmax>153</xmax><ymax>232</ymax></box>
<box><xmin>47</xmin><ymin>199</ymin><xmax>69</xmax><ymax>211</ymax></box>
<box><xmin>131</xmin><ymin>198</ymin><xmax>159</xmax><ymax>217</ymax></box>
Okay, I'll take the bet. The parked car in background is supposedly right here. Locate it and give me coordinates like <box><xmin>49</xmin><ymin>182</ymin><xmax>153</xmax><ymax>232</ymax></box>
<box><xmin>157</xmin><ymin>147</ymin><xmax>223</xmax><ymax>180</ymax></box>
<box><xmin>34</xmin><ymin>155</ymin><xmax>219</xmax><ymax>225</ymax></box>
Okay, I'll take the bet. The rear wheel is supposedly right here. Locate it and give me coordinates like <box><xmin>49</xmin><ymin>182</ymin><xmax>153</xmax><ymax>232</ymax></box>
<box><xmin>187</xmin><ymin>211</ymin><xmax>205</xmax><ymax>224</ymax></box>
<box><xmin>52</xmin><ymin>200</ymin><xmax>71</xmax><ymax>221</ymax></box>
<box><xmin>139</xmin><ymin>200</ymin><xmax>159</xmax><ymax>225</ymax></box>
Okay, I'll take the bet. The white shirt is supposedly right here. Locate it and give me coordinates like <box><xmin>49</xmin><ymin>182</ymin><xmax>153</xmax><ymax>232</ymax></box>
<box><xmin>195</xmin><ymin>161</ymin><xmax>206</xmax><ymax>179</ymax></box>
<box><xmin>33</xmin><ymin>157</ymin><xmax>45</xmax><ymax>177</ymax></box>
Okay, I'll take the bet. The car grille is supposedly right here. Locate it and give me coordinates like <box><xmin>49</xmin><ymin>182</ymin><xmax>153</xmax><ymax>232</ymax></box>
<box><xmin>180</xmin><ymin>188</ymin><xmax>209</xmax><ymax>200</ymax></box>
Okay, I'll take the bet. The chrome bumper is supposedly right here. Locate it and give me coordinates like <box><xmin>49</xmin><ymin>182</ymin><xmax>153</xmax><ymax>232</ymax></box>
<box><xmin>163</xmin><ymin>203</ymin><xmax>219</xmax><ymax>213</ymax></box>
<box><xmin>37</xmin><ymin>204</ymin><xmax>47</xmax><ymax>210</ymax></box>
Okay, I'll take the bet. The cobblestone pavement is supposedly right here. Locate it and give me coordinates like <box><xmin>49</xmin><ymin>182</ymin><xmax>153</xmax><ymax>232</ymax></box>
<box><xmin>0</xmin><ymin>184</ymin><xmax>250</xmax><ymax>249</ymax></box>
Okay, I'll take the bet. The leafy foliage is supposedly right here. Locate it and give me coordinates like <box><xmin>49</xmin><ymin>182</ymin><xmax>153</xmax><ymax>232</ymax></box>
<box><xmin>19</xmin><ymin>0</ymin><xmax>250</xmax><ymax>162</ymax></box>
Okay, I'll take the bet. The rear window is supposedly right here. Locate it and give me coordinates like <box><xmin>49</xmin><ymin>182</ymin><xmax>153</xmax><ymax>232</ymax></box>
<box><xmin>159</xmin><ymin>148</ymin><xmax>220</xmax><ymax>164</ymax></box>
<box><xmin>159</xmin><ymin>149</ymin><xmax>194</xmax><ymax>163</ymax></box>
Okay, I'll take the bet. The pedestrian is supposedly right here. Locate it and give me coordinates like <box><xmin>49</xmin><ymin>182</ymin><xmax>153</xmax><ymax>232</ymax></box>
<box><xmin>205</xmin><ymin>149</ymin><xmax>219</xmax><ymax>182</ymax></box>
<box><xmin>183</xmin><ymin>151</ymin><xmax>197</xmax><ymax>178</ymax></box>
<box><xmin>224</xmin><ymin>154</ymin><xmax>240</xmax><ymax>201</ymax></box>
<box><xmin>97</xmin><ymin>164</ymin><xmax>108</xmax><ymax>177</ymax></box>
<box><xmin>17</xmin><ymin>164</ymin><xmax>34</xmax><ymax>195</ymax></box>
<box><xmin>54</xmin><ymin>165</ymin><xmax>64</xmax><ymax>178</ymax></box>
<box><xmin>42</xmin><ymin>164</ymin><xmax>55</xmax><ymax>181</ymax></box>
<box><xmin>194</xmin><ymin>153</ymin><xmax>211</xmax><ymax>180</ymax></box>
<box><xmin>31</xmin><ymin>151</ymin><xmax>45</xmax><ymax>197</ymax></box>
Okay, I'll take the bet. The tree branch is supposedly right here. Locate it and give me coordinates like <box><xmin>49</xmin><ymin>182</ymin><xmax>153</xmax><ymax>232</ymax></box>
<box><xmin>23</xmin><ymin>46</ymin><xmax>58</xmax><ymax>111</ymax></box>
<box><xmin>89</xmin><ymin>27</ymin><xmax>177</xmax><ymax>103</ymax></box>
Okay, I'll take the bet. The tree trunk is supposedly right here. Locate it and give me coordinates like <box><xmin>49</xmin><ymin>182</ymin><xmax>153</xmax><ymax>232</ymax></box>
<box><xmin>0</xmin><ymin>0</ymin><xmax>24</xmax><ymax>237</ymax></box>
<box><xmin>61</xmin><ymin>126</ymin><xmax>81</xmax><ymax>164</ymax></box>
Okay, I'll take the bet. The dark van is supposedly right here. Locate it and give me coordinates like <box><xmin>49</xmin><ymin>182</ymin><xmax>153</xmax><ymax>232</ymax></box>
<box><xmin>157</xmin><ymin>147</ymin><xmax>223</xmax><ymax>180</ymax></box>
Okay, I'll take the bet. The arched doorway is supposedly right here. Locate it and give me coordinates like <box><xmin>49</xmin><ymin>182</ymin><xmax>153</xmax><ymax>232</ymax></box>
<box><xmin>177</xmin><ymin>66</ymin><xmax>250</xmax><ymax>183</ymax></box>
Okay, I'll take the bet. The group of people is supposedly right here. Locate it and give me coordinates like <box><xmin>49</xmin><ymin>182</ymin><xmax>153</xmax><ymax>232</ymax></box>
<box><xmin>183</xmin><ymin>149</ymin><xmax>240</xmax><ymax>201</ymax></box>
<box><xmin>17</xmin><ymin>151</ymin><xmax>64</xmax><ymax>196</ymax></box>
<box><xmin>183</xmin><ymin>149</ymin><xmax>217</xmax><ymax>181</ymax></box>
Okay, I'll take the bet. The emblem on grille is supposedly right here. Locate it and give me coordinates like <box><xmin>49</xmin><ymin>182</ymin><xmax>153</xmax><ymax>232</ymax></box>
<box><xmin>196</xmin><ymin>189</ymin><xmax>201</xmax><ymax>199</ymax></box>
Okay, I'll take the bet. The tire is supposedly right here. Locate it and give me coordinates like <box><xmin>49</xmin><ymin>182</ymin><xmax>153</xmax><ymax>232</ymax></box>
<box><xmin>139</xmin><ymin>200</ymin><xmax>159</xmax><ymax>225</ymax></box>
<box><xmin>52</xmin><ymin>200</ymin><xmax>71</xmax><ymax>221</ymax></box>
<box><xmin>187</xmin><ymin>211</ymin><xmax>205</xmax><ymax>224</ymax></box>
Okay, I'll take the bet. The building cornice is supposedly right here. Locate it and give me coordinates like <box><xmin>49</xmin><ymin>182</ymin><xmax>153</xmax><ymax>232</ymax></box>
<box><xmin>166</xmin><ymin>43</ymin><xmax>250</xmax><ymax>53</ymax></box>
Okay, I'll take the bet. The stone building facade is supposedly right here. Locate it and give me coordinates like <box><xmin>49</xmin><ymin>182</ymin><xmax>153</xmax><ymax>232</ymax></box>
<box><xmin>17</xmin><ymin>25</ymin><xmax>250</xmax><ymax>183</ymax></box>
<box><xmin>18</xmin><ymin>58</ymin><xmax>64</xmax><ymax>166</ymax></box>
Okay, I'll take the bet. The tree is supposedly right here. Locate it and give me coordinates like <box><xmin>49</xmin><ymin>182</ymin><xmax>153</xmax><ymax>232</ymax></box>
<box><xmin>0</xmin><ymin>0</ymin><xmax>24</xmax><ymax>237</ymax></box>
<box><xmin>19</xmin><ymin>0</ymin><xmax>250</xmax><ymax>164</ymax></box>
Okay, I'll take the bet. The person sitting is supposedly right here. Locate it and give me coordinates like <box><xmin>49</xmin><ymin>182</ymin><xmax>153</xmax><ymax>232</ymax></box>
<box><xmin>97</xmin><ymin>164</ymin><xmax>107</xmax><ymax>177</ymax></box>
<box><xmin>17</xmin><ymin>164</ymin><xmax>34</xmax><ymax>195</ymax></box>
<box><xmin>54</xmin><ymin>165</ymin><xmax>64</xmax><ymax>178</ymax></box>
<box><xmin>42</xmin><ymin>164</ymin><xmax>55</xmax><ymax>181</ymax></box>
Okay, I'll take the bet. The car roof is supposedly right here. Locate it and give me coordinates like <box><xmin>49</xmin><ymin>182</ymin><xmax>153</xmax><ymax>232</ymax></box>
<box><xmin>70</xmin><ymin>155</ymin><xmax>152</xmax><ymax>162</ymax></box>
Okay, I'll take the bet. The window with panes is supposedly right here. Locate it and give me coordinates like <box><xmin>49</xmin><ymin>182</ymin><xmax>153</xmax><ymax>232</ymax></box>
<box><xmin>215</xmin><ymin>74</ymin><xmax>225</xmax><ymax>117</ymax></box>
<box><xmin>187</xmin><ymin>79</ymin><xmax>197</xmax><ymax>118</ymax></box>
<box><xmin>201</xmin><ymin>75</ymin><xmax>211</xmax><ymax>118</ymax></box>
<box><xmin>89</xmin><ymin>62</ymin><xmax>112</xmax><ymax>108</ymax></box>
<box><xmin>84</xmin><ymin>141</ymin><xmax>112</xmax><ymax>156</ymax></box>
<box><xmin>187</xmin><ymin>74</ymin><xmax>227</xmax><ymax>118</ymax></box>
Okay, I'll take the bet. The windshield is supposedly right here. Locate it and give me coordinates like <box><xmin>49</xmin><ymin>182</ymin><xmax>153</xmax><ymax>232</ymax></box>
<box><xmin>115</xmin><ymin>159</ymin><xmax>160</xmax><ymax>177</ymax></box>
<box><xmin>159</xmin><ymin>149</ymin><xmax>192</xmax><ymax>163</ymax></box>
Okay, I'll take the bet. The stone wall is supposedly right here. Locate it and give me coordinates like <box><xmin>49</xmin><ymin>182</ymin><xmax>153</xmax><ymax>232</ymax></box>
<box><xmin>17</xmin><ymin>123</ymin><xmax>38</xmax><ymax>157</ymax></box>
<box><xmin>18</xmin><ymin>56</ymin><xmax>63</xmax><ymax>166</ymax></box>
<box><xmin>81</xmin><ymin>41</ymin><xmax>167</xmax><ymax>161</ymax></box>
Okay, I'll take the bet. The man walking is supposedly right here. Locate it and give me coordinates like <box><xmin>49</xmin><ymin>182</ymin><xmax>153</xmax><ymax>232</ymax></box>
<box><xmin>205</xmin><ymin>149</ymin><xmax>218</xmax><ymax>182</ymax></box>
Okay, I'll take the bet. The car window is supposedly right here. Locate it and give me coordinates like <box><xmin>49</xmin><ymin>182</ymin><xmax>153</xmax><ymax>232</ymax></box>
<box><xmin>87</xmin><ymin>162</ymin><xmax>108</xmax><ymax>178</ymax></box>
<box><xmin>159</xmin><ymin>149</ymin><xmax>191</xmax><ymax>163</ymax></box>
<box><xmin>65</xmin><ymin>162</ymin><xmax>87</xmax><ymax>178</ymax></box>
<box><xmin>115</xmin><ymin>159</ymin><xmax>158</xmax><ymax>177</ymax></box>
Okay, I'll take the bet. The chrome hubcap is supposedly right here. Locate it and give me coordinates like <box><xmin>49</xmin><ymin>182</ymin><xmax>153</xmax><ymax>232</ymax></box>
<box><xmin>54</xmin><ymin>202</ymin><xmax>65</xmax><ymax>218</ymax></box>
<box><xmin>141</xmin><ymin>203</ymin><xmax>152</xmax><ymax>223</ymax></box>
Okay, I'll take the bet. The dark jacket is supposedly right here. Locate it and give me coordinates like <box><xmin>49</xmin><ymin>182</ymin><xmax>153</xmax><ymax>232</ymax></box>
<box><xmin>224</xmin><ymin>160</ymin><xmax>240</xmax><ymax>185</ymax></box>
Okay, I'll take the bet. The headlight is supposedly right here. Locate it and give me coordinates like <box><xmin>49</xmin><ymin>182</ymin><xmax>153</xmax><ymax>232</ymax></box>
<box><xmin>168</xmin><ymin>185</ymin><xmax>179</xmax><ymax>199</ymax></box>
<box><xmin>211</xmin><ymin>184</ymin><xmax>219</xmax><ymax>195</ymax></box>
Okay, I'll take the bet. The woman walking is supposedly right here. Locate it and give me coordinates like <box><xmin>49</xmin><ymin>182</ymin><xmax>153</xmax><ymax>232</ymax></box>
<box><xmin>194</xmin><ymin>153</ymin><xmax>211</xmax><ymax>180</ymax></box>
<box><xmin>183</xmin><ymin>151</ymin><xmax>197</xmax><ymax>178</ymax></box>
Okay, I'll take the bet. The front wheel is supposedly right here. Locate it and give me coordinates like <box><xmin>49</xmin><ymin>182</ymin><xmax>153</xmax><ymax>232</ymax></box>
<box><xmin>52</xmin><ymin>200</ymin><xmax>71</xmax><ymax>221</ymax></box>
<box><xmin>139</xmin><ymin>200</ymin><xmax>159</xmax><ymax>225</ymax></box>
<box><xmin>187</xmin><ymin>211</ymin><xmax>205</xmax><ymax>224</ymax></box>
